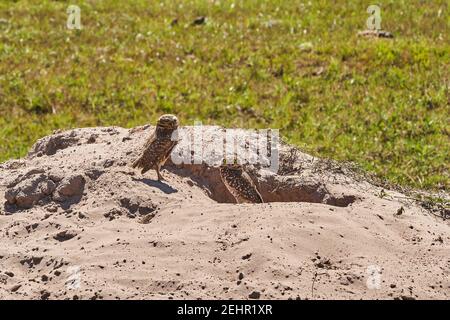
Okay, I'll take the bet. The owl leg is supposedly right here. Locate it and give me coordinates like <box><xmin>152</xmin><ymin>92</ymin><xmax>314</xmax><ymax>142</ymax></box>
<box><xmin>156</xmin><ymin>164</ymin><xmax>164</xmax><ymax>181</ymax></box>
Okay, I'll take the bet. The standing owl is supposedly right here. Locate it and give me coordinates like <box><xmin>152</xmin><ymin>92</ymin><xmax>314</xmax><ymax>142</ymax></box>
<box><xmin>132</xmin><ymin>114</ymin><xmax>179</xmax><ymax>181</ymax></box>
<box><xmin>219</xmin><ymin>162</ymin><xmax>264</xmax><ymax>204</ymax></box>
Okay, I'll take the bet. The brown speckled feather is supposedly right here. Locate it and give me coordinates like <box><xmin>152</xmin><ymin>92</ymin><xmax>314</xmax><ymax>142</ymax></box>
<box><xmin>132</xmin><ymin>134</ymin><xmax>177</xmax><ymax>174</ymax></box>
<box><xmin>131</xmin><ymin>114</ymin><xmax>179</xmax><ymax>177</ymax></box>
<box><xmin>219</xmin><ymin>165</ymin><xmax>263</xmax><ymax>204</ymax></box>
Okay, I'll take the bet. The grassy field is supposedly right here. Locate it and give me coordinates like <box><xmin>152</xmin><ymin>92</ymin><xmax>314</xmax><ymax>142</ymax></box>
<box><xmin>0</xmin><ymin>0</ymin><xmax>448</xmax><ymax>191</ymax></box>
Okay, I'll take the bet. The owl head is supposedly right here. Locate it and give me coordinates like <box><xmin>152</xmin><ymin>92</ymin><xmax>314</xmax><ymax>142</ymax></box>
<box><xmin>220</xmin><ymin>158</ymin><xmax>241</xmax><ymax>171</ymax></box>
<box><xmin>157</xmin><ymin>114</ymin><xmax>179</xmax><ymax>131</ymax></box>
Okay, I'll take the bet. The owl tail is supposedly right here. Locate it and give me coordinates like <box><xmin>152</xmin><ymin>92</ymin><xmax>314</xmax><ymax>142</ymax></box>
<box><xmin>131</xmin><ymin>155</ymin><xmax>151</xmax><ymax>174</ymax></box>
<box><xmin>131</xmin><ymin>155</ymin><xmax>143</xmax><ymax>169</ymax></box>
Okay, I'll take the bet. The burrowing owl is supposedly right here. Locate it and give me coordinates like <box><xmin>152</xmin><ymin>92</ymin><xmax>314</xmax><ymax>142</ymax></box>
<box><xmin>219</xmin><ymin>162</ymin><xmax>263</xmax><ymax>204</ymax></box>
<box><xmin>132</xmin><ymin>114</ymin><xmax>179</xmax><ymax>181</ymax></box>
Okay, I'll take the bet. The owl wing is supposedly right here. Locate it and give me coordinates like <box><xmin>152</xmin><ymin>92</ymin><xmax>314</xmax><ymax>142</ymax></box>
<box><xmin>142</xmin><ymin>130</ymin><xmax>156</xmax><ymax>149</ymax></box>
<box><xmin>240</xmin><ymin>170</ymin><xmax>264</xmax><ymax>203</ymax></box>
<box><xmin>131</xmin><ymin>131</ymin><xmax>157</xmax><ymax>173</ymax></box>
<box><xmin>161</xmin><ymin>139</ymin><xmax>178</xmax><ymax>164</ymax></box>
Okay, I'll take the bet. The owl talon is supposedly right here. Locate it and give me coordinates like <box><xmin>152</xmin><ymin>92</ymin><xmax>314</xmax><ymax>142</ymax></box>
<box><xmin>156</xmin><ymin>167</ymin><xmax>164</xmax><ymax>181</ymax></box>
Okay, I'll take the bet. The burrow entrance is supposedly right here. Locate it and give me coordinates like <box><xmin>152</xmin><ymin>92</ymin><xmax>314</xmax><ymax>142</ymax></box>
<box><xmin>167</xmin><ymin>162</ymin><xmax>358</xmax><ymax>207</ymax></box>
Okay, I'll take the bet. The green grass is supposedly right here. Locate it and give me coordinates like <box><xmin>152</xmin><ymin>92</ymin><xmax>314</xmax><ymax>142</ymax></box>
<box><xmin>0</xmin><ymin>0</ymin><xmax>448</xmax><ymax>190</ymax></box>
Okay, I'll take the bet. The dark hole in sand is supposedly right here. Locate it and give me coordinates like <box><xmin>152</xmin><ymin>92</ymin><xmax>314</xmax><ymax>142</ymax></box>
<box><xmin>166</xmin><ymin>163</ymin><xmax>358</xmax><ymax>207</ymax></box>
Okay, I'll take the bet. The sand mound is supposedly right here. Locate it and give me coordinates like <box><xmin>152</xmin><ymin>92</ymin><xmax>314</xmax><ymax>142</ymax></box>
<box><xmin>0</xmin><ymin>125</ymin><xmax>448</xmax><ymax>300</ymax></box>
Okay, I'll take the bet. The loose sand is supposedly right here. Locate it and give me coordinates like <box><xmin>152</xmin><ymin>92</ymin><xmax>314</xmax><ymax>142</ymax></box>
<box><xmin>0</xmin><ymin>125</ymin><xmax>448</xmax><ymax>300</ymax></box>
